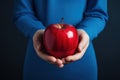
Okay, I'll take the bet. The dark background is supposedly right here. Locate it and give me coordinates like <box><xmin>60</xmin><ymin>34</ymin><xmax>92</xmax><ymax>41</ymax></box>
<box><xmin>0</xmin><ymin>0</ymin><xmax>120</xmax><ymax>80</ymax></box>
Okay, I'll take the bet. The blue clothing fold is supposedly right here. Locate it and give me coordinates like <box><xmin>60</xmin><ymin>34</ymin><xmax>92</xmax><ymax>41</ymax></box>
<box><xmin>13</xmin><ymin>0</ymin><xmax>108</xmax><ymax>80</ymax></box>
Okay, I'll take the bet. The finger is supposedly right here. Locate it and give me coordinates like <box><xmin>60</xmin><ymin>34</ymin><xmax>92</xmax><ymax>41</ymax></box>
<box><xmin>61</xmin><ymin>58</ymin><xmax>66</xmax><ymax>64</ymax></box>
<box><xmin>36</xmin><ymin>50</ymin><xmax>57</xmax><ymax>63</ymax></box>
<box><xmin>56</xmin><ymin>59</ymin><xmax>64</xmax><ymax>68</ymax></box>
<box><xmin>65</xmin><ymin>54</ymin><xmax>81</xmax><ymax>62</ymax></box>
<box><xmin>33</xmin><ymin>30</ymin><xmax>58</xmax><ymax>64</ymax></box>
<box><xmin>65</xmin><ymin>42</ymin><xmax>89</xmax><ymax>62</ymax></box>
<box><xmin>34</xmin><ymin>36</ymin><xmax>57</xmax><ymax>63</ymax></box>
<box><xmin>46</xmin><ymin>56</ymin><xmax>57</xmax><ymax>63</ymax></box>
<box><xmin>62</xmin><ymin>57</ymin><xmax>76</xmax><ymax>64</ymax></box>
<box><xmin>78</xmin><ymin>35</ymin><xmax>89</xmax><ymax>52</ymax></box>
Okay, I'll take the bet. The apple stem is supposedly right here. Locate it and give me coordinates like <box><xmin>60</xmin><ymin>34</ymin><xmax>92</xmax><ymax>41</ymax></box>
<box><xmin>61</xmin><ymin>17</ymin><xmax>64</xmax><ymax>24</ymax></box>
<box><xmin>60</xmin><ymin>17</ymin><xmax>64</xmax><ymax>28</ymax></box>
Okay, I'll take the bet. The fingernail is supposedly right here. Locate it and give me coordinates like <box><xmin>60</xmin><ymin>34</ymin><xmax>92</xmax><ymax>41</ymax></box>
<box><xmin>59</xmin><ymin>64</ymin><xmax>64</xmax><ymax>68</ymax></box>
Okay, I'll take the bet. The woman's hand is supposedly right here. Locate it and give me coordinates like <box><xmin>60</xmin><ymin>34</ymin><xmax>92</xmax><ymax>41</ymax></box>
<box><xmin>33</xmin><ymin>30</ymin><xmax>64</xmax><ymax>68</ymax></box>
<box><xmin>62</xmin><ymin>29</ymin><xmax>90</xmax><ymax>64</ymax></box>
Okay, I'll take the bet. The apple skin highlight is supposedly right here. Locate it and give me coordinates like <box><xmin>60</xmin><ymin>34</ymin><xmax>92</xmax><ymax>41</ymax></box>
<box><xmin>43</xmin><ymin>24</ymin><xmax>79</xmax><ymax>58</ymax></box>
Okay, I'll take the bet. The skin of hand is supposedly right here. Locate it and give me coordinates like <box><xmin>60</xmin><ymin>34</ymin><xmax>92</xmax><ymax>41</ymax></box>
<box><xmin>33</xmin><ymin>30</ymin><xmax>64</xmax><ymax>68</ymax></box>
<box><xmin>62</xmin><ymin>29</ymin><xmax>90</xmax><ymax>64</ymax></box>
<box><xmin>33</xmin><ymin>29</ymin><xmax>89</xmax><ymax>68</ymax></box>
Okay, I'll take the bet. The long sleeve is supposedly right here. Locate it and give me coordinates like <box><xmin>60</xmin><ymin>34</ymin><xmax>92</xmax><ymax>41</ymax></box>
<box><xmin>13</xmin><ymin>0</ymin><xmax>45</xmax><ymax>38</ymax></box>
<box><xmin>76</xmin><ymin>0</ymin><xmax>108</xmax><ymax>40</ymax></box>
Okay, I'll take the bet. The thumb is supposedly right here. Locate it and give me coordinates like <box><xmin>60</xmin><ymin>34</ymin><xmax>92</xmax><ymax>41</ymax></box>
<box><xmin>78</xmin><ymin>35</ymin><xmax>89</xmax><ymax>52</ymax></box>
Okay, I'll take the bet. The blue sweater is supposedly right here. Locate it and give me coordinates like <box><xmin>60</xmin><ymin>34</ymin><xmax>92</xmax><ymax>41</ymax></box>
<box><xmin>13</xmin><ymin>0</ymin><xmax>108</xmax><ymax>80</ymax></box>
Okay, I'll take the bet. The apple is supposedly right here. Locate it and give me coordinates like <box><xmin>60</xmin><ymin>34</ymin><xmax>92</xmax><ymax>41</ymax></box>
<box><xmin>43</xmin><ymin>23</ymin><xmax>79</xmax><ymax>58</ymax></box>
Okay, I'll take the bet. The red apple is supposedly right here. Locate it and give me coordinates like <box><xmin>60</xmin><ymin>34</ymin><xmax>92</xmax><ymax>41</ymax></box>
<box><xmin>43</xmin><ymin>23</ymin><xmax>79</xmax><ymax>58</ymax></box>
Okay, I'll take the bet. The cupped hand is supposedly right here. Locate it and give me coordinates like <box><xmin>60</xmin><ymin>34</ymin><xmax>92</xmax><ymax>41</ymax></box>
<box><xmin>62</xmin><ymin>29</ymin><xmax>90</xmax><ymax>64</ymax></box>
<box><xmin>33</xmin><ymin>30</ymin><xmax>64</xmax><ymax>68</ymax></box>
